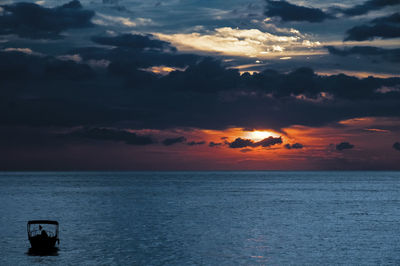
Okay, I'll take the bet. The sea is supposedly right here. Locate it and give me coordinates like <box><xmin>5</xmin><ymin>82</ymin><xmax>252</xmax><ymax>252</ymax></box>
<box><xmin>0</xmin><ymin>171</ymin><xmax>399</xmax><ymax>265</ymax></box>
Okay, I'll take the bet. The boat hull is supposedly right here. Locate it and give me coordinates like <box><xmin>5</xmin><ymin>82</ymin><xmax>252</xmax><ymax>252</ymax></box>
<box><xmin>29</xmin><ymin>236</ymin><xmax>58</xmax><ymax>250</ymax></box>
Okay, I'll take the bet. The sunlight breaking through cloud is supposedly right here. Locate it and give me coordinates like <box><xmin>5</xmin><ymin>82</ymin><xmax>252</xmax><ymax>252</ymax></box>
<box><xmin>140</xmin><ymin>65</ymin><xmax>187</xmax><ymax>75</ymax></box>
<box><xmin>154</xmin><ymin>27</ymin><xmax>322</xmax><ymax>58</ymax></box>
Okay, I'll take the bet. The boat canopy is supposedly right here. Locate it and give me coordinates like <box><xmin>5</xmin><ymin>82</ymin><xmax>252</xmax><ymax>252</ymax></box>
<box><xmin>28</xmin><ymin>220</ymin><xmax>59</xmax><ymax>225</ymax></box>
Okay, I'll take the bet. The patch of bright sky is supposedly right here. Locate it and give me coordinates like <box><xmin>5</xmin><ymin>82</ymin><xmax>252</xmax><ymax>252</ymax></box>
<box><xmin>140</xmin><ymin>65</ymin><xmax>187</xmax><ymax>75</ymax></box>
<box><xmin>154</xmin><ymin>27</ymin><xmax>322</xmax><ymax>58</ymax></box>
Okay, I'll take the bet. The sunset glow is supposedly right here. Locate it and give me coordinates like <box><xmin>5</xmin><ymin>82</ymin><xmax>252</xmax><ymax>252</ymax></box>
<box><xmin>244</xmin><ymin>130</ymin><xmax>281</xmax><ymax>141</ymax></box>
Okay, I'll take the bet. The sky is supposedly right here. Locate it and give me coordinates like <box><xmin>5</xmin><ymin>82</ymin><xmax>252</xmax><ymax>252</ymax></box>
<box><xmin>0</xmin><ymin>0</ymin><xmax>399</xmax><ymax>170</ymax></box>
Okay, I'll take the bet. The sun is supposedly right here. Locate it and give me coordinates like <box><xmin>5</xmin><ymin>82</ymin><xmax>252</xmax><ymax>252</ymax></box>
<box><xmin>245</xmin><ymin>130</ymin><xmax>280</xmax><ymax>141</ymax></box>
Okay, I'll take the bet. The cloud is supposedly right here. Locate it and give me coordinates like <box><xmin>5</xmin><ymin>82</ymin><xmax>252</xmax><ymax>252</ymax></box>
<box><xmin>71</xmin><ymin>34</ymin><xmax>200</xmax><ymax>74</ymax></box>
<box><xmin>141</xmin><ymin>66</ymin><xmax>186</xmax><ymax>76</ymax></box>
<box><xmin>326</xmin><ymin>46</ymin><xmax>400</xmax><ymax>62</ymax></box>
<box><xmin>45</xmin><ymin>59</ymin><xmax>94</xmax><ymax>80</ymax></box>
<box><xmin>91</xmin><ymin>34</ymin><xmax>175</xmax><ymax>51</ymax></box>
<box><xmin>1</xmin><ymin>49</ymin><xmax>400</xmax><ymax>131</ymax></box>
<box><xmin>162</xmin><ymin>58</ymin><xmax>241</xmax><ymax>92</ymax></box>
<box><xmin>187</xmin><ymin>140</ymin><xmax>206</xmax><ymax>146</ymax></box>
<box><xmin>229</xmin><ymin>138</ymin><xmax>255</xmax><ymax>148</ymax></box>
<box><xmin>344</xmin><ymin>25</ymin><xmax>400</xmax><ymax>42</ymax></box>
<box><xmin>264</xmin><ymin>0</ymin><xmax>333</xmax><ymax>23</ymax></box>
<box><xmin>229</xmin><ymin>136</ymin><xmax>282</xmax><ymax>148</ymax></box>
<box><xmin>338</xmin><ymin>0</ymin><xmax>400</xmax><ymax>17</ymax></box>
<box><xmin>3</xmin><ymin>47</ymin><xmax>38</xmax><ymax>55</ymax></box>
<box><xmin>162</xmin><ymin>136</ymin><xmax>186</xmax><ymax>146</ymax></box>
<box><xmin>257</xmin><ymin>136</ymin><xmax>283</xmax><ymax>147</ymax></box>
<box><xmin>154</xmin><ymin>26</ymin><xmax>321</xmax><ymax>58</ymax></box>
<box><xmin>69</xmin><ymin>127</ymin><xmax>154</xmax><ymax>145</ymax></box>
<box><xmin>240</xmin><ymin>148</ymin><xmax>252</xmax><ymax>153</ymax></box>
<box><xmin>336</xmin><ymin>142</ymin><xmax>354</xmax><ymax>151</ymax></box>
<box><xmin>0</xmin><ymin>49</ymin><xmax>94</xmax><ymax>82</ymax></box>
<box><xmin>0</xmin><ymin>0</ymin><xmax>94</xmax><ymax>39</ymax></box>
<box><xmin>393</xmin><ymin>142</ymin><xmax>400</xmax><ymax>151</ymax></box>
<box><xmin>209</xmin><ymin>142</ymin><xmax>222</xmax><ymax>147</ymax></box>
<box><xmin>57</xmin><ymin>54</ymin><xmax>83</xmax><ymax>63</ymax></box>
<box><xmin>344</xmin><ymin>13</ymin><xmax>400</xmax><ymax>41</ymax></box>
<box><xmin>371</xmin><ymin>13</ymin><xmax>400</xmax><ymax>24</ymax></box>
<box><xmin>285</xmin><ymin>143</ymin><xmax>303</xmax><ymax>149</ymax></box>
<box><xmin>92</xmin><ymin>13</ymin><xmax>154</xmax><ymax>28</ymax></box>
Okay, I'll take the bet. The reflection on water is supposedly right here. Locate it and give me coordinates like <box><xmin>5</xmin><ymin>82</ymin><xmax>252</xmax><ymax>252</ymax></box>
<box><xmin>0</xmin><ymin>171</ymin><xmax>399</xmax><ymax>265</ymax></box>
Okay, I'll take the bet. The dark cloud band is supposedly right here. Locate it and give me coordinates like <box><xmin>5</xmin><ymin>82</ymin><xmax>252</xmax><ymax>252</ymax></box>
<box><xmin>1</xmin><ymin>48</ymin><xmax>400</xmax><ymax>131</ymax></box>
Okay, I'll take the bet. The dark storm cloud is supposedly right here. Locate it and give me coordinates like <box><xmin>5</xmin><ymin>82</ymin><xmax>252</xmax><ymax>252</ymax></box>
<box><xmin>69</xmin><ymin>43</ymin><xmax>400</xmax><ymax>101</ymax></box>
<box><xmin>91</xmin><ymin>34</ymin><xmax>176</xmax><ymax>52</ymax></box>
<box><xmin>326</xmin><ymin>46</ymin><xmax>400</xmax><ymax>62</ymax></box>
<box><xmin>285</xmin><ymin>143</ymin><xmax>303</xmax><ymax>149</ymax></box>
<box><xmin>264</xmin><ymin>0</ymin><xmax>333</xmax><ymax>22</ymax></box>
<box><xmin>0</xmin><ymin>0</ymin><xmax>94</xmax><ymax>39</ymax></box>
<box><xmin>1</xmin><ymin>48</ymin><xmax>400</xmax><ymax>131</ymax></box>
<box><xmin>229</xmin><ymin>137</ymin><xmax>282</xmax><ymax>148</ymax></box>
<box><xmin>69</xmin><ymin>127</ymin><xmax>154</xmax><ymax>145</ymax></box>
<box><xmin>187</xmin><ymin>141</ymin><xmax>206</xmax><ymax>146</ymax></box>
<box><xmin>344</xmin><ymin>13</ymin><xmax>400</xmax><ymax>41</ymax></box>
<box><xmin>338</xmin><ymin>0</ymin><xmax>400</xmax><ymax>17</ymax></box>
<box><xmin>336</xmin><ymin>142</ymin><xmax>354</xmax><ymax>151</ymax></box>
<box><xmin>162</xmin><ymin>136</ymin><xmax>186</xmax><ymax>146</ymax></box>
<box><xmin>393</xmin><ymin>142</ymin><xmax>400</xmax><ymax>151</ymax></box>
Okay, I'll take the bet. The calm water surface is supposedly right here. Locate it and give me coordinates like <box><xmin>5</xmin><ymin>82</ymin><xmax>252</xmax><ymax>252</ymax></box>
<box><xmin>0</xmin><ymin>171</ymin><xmax>399</xmax><ymax>265</ymax></box>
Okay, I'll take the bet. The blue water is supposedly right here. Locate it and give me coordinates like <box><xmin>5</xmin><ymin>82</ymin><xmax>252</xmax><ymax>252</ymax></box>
<box><xmin>0</xmin><ymin>171</ymin><xmax>399</xmax><ymax>265</ymax></box>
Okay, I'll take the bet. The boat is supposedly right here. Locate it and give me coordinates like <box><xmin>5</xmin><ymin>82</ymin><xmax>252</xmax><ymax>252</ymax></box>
<box><xmin>27</xmin><ymin>220</ymin><xmax>59</xmax><ymax>250</ymax></box>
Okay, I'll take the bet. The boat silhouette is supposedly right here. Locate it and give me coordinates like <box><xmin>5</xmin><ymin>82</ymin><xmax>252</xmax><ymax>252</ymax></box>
<box><xmin>27</xmin><ymin>220</ymin><xmax>59</xmax><ymax>250</ymax></box>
